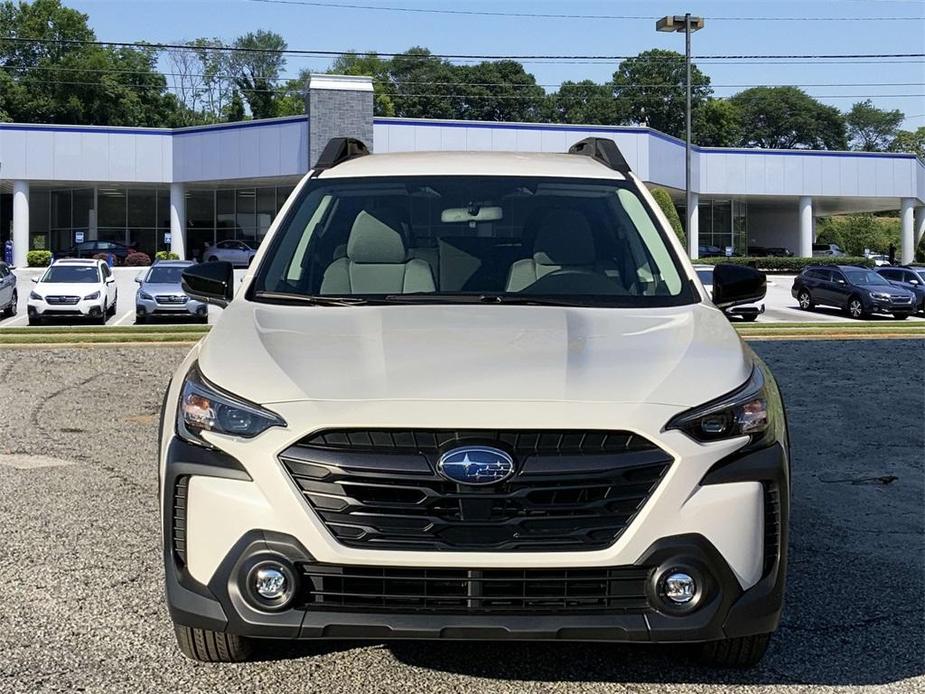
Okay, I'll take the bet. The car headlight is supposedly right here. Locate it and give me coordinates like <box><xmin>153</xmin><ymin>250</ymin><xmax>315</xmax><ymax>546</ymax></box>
<box><xmin>29</xmin><ymin>291</ymin><xmax>43</xmax><ymax>301</ymax></box>
<box><xmin>870</xmin><ymin>292</ymin><xmax>891</xmax><ymax>300</ymax></box>
<box><xmin>139</xmin><ymin>291</ymin><xmax>154</xmax><ymax>301</ymax></box>
<box><xmin>177</xmin><ymin>363</ymin><xmax>286</xmax><ymax>447</ymax></box>
<box><xmin>84</xmin><ymin>291</ymin><xmax>101</xmax><ymax>300</ymax></box>
<box><xmin>665</xmin><ymin>365</ymin><xmax>769</xmax><ymax>443</ymax></box>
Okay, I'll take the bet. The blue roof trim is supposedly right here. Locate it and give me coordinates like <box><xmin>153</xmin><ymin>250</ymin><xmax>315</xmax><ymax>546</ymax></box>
<box><xmin>374</xmin><ymin>117</ymin><xmax>921</xmax><ymax>161</ymax></box>
<box><xmin>173</xmin><ymin>116</ymin><xmax>306</xmax><ymax>136</ymax></box>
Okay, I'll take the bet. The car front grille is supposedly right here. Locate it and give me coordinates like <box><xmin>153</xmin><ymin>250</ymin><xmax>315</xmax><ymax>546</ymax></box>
<box><xmin>280</xmin><ymin>429</ymin><xmax>672</xmax><ymax>552</ymax></box>
<box><xmin>155</xmin><ymin>294</ymin><xmax>188</xmax><ymax>305</ymax></box>
<box><xmin>45</xmin><ymin>295</ymin><xmax>80</xmax><ymax>305</ymax></box>
<box><xmin>890</xmin><ymin>295</ymin><xmax>913</xmax><ymax>304</ymax></box>
<box><xmin>299</xmin><ymin>564</ymin><xmax>651</xmax><ymax>614</ymax></box>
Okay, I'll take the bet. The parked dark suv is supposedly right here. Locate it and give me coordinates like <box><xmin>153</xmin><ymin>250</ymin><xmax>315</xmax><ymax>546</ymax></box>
<box><xmin>876</xmin><ymin>266</ymin><xmax>925</xmax><ymax>313</ymax></box>
<box><xmin>792</xmin><ymin>265</ymin><xmax>916</xmax><ymax>319</ymax></box>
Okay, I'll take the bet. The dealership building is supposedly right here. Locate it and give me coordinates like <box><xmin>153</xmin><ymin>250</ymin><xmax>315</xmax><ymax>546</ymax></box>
<box><xmin>1</xmin><ymin>74</ymin><xmax>924</xmax><ymax>268</ymax></box>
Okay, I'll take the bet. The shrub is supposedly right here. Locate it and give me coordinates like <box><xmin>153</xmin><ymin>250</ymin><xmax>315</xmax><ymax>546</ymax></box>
<box><xmin>155</xmin><ymin>251</ymin><xmax>180</xmax><ymax>261</ymax></box>
<box><xmin>124</xmin><ymin>252</ymin><xmax>152</xmax><ymax>266</ymax></box>
<box><xmin>696</xmin><ymin>256</ymin><xmax>875</xmax><ymax>272</ymax></box>
<box><xmin>815</xmin><ymin>214</ymin><xmax>900</xmax><ymax>256</ymax></box>
<box><xmin>92</xmin><ymin>252</ymin><xmax>110</xmax><ymax>262</ymax></box>
<box><xmin>26</xmin><ymin>250</ymin><xmax>52</xmax><ymax>267</ymax></box>
<box><xmin>650</xmin><ymin>187</ymin><xmax>686</xmax><ymax>248</ymax></box>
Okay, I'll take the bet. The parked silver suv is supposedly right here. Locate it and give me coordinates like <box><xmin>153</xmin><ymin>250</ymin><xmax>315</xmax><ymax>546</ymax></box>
<box><xmin>135</xmin><ymin>261</ymin><xmax>208</xmax><ymax>324</ymax></box>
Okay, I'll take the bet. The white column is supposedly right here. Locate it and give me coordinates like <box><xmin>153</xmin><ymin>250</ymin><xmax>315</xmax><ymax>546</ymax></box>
<box><xmin>169</xmin><ymin>183</ymin><xmax>186</xmax><ymax>260</ymax></box>
<box><xmin>900</xmin><ymin>197</ymin><xmax>915</xmax><ymax>264</ymax></box>
<box><xmin>687</xmin><ymin>192</ymin><xmax>699</xmax><ymax>259</ymax></box>
<box><xmin>914</xmin><ymin>206</ymin><xmax>925</xmax><ymax>250</ymax></box>
<box><xmin>798</xmin><ymin>196</ymin><xmax>813</xmax><ymax>258</ymax></box>
<box><xmin>12</xmin><ymin>180</ymin><xmax>29</xmax><ymax>268</ymax></box>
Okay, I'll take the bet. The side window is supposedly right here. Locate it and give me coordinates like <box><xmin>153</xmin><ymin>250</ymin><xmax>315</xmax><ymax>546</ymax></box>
<box><xmin>903</xmin><ymin>271</ymin><xmax>917</xmax><ymax>283</ymax></box>
<box><xmin>830</xmin><ymin>270</ymin><xmax>846</xmax><ymax>284</ymax></box>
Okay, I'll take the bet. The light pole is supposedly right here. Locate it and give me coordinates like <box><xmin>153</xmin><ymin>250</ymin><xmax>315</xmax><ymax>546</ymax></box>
<box><xmin>657</xmin><ymin>14</ymin><xmax>704</xmax><ymax>259</ymax></box>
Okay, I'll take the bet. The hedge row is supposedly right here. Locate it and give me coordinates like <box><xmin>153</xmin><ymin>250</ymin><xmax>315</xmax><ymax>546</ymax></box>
<box><xmin>695</xmin><ymin>256</ymin><xmax>875</xmax><ymax>272</ymax></box>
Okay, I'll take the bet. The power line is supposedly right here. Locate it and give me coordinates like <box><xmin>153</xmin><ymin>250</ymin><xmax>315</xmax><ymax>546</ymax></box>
<box><xmin>242</xmin><ymin>0</ymin><xmax>924</xmax><ymax>22</ymax></box>
<box><xmin>2</xmin><ymin>37</ymin><xmax>923</xmax><ymax>61</ymax></box>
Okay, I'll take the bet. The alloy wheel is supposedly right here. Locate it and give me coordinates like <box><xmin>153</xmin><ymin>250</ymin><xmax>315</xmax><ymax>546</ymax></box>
<box><xmin>798</xmin><ymin>291</ymin><xmax>811</xmax><ymax>310</ymax></box>
<box><xmin>849</xmin><ymin>299</ymin><xmax>863</xmax><ymax>318</ymax></box>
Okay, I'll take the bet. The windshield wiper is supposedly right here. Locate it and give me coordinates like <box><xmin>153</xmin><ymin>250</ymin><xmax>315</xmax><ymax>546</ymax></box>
<box><xmin>382</xmin><ymin>293</ymin><xmax>592</xmax><ymax>307</ymax></box>
<box><xmin>253</xmin><ymin>291</ymin><xmax>368</xmax><ymax>306</ymax></box>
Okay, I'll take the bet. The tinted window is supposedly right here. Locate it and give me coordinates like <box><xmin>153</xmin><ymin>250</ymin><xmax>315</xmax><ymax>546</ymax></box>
<box><xmin>844</xmin><ymin>269</ymin><xmax>889</xmax><ymax>285</ymax></box>
<box><xmin>253</xmin><ymin>176</ymin><xmax>694</xmax><ymax>307</ymax></box>
<box><xmin>41</xmin><ymin>265</ymin><xmax>100</xmax><ymax>283</ymax></box>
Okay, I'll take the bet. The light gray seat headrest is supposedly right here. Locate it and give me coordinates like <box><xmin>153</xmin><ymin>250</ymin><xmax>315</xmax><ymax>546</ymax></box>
<box><xmin>532</xmin><ymin>209</ymin><xmax>596</xmax><ymax>266</ymax></box>
<box><xmin>347</xmin><ymin>210</ymin><xmax>408</xmax><ymax>264</ymax></box>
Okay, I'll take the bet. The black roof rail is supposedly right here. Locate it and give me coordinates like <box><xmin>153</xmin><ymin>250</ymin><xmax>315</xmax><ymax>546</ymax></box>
<box><xmin>311</xmin><ymin>137</ymin><xmax>370</xmax><ymax>177</ymax></box>
<box><xmin>567</xmin><ymin>137</ymin><xmax>631</xmax><ymax>175</ymax></box>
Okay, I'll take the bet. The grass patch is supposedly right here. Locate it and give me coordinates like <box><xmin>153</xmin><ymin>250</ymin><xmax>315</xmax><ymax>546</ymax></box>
<box><xmin>0</xmin><ymin>333</ymin><xmax>202</xmax><ymax>345</ymax></box>
<box><xmin>0</xmin><ymin>324</ymin><xmax>210</xmax><ymax>335</ymax></box>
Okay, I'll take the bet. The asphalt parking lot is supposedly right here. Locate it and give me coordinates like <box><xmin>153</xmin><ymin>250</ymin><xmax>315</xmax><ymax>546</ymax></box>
<box><xmin>2</xmin><ymin>267</ymin><xmax>924</xmax><ymax>328</ymax></box>
<box><xmin>0</xmin><ymin>340</ymin><xmax>922</xmax><ymax>693</ymax></box>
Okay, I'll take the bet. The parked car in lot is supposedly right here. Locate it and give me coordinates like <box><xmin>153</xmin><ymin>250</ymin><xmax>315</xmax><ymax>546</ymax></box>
<box><xmin>135</xmin><ymin>260</ymin><xmax>208</xmax><ymax>324</ymax></box>
<box><xmin>866</xmin><ymin>254</ymin><xmax>891</xmax><ymax>267</ymax></box>
<box><xmin>163</xmin><ymin>137</ymin><xmax>790</xmax><ymax>668</ymax></box>
<box><xmin>749</xmin><ymin>246</ymin><xmax>793</xmax><ymax>258</ymax></box>
<box><xmin>791</xmin><ymin>264</ymin><xmax>916</xmax><ymax>319</ymax></box>
<box><xmin>27</xmin><ymin>258</ymin><xmax>117</xmax><ymax>325</ymax></box>
<box><xmin>203</xmin><ymin>240</ymin><xmax>257</xmax><ymax>266</ymax></box>
<box><xmin>695</xmin><ymin>264</ymin><xmax>764</xmax><ymax>321</ymax></box>
<box><xmin>876</xmin><ymin>266</ymin><xmax>925</xmax><ymax>313</ymax></box>
<box><xmin>58</xmin><ymin>240</ymin><xmax>134</xmax><ymax>264</ymax></box>
<box><xmin>811</xmin><ymin>243</ymin><xmax>846</xmax><ymax>257</ymax></box>
<box><xmin>0</xmin><ymin>261</ymin><xmax>17</xmax><ymax>318</ymax></box>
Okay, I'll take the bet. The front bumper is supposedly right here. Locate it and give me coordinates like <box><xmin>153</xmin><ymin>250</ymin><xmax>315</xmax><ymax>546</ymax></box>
<box><xmin>162</xmin><ymin>437</ymin><xmax>789</xmax><ymax>643</ymax></box>
<box><xmin>137</xmin><ymin>295</ymin><xmax>207</xmax><ymax>317</ymax></box>
<box><xmin>869</xmin><ymin>297</ymin><xmax>915</xmax><ymax>315</ymax></box>
<box><xmin>28</xmin><ymin>297</ymin><xmax>104</xmax><ymax>317</ymax></box>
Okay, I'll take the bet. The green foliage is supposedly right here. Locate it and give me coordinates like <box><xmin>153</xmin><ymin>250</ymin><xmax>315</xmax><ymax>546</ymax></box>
<box><xmin>223</xmin><ymin>90</ymin><xmax>246</xmax><ymax>121</ymax></box>
<box><xmin>26</xmin><ymin>250</ymin><xmax>52</xmax><ymax>267</ymax></box>
<box><xmin>650</xmin><ymin>188</ymin><xmax>686</xmax><ymax>247</ymax></box>
<box><xmin>697</xmin><ymin>256</ymin><xmax>875</xmax><ymax>272</ymax></box>
<box><xmin>889</xmin><ymin>127</ymin><xmax>925</xmax><ymax>160</ymax></box>
<box><xmin>388</xmin><ymin>47</ymin><xmax>465</xmax><ymax>120</ymax></box>
<box><xmin>230</xmin><ymin>30</ymin><xmax>287</xmax><ymax>119</ymax></box>
<box><xmin>611</xmin><ymin>49</ymin><xmax>712</xmax><ymax>139</ymax></box>
<box><xmin>729</xmin><ymin>87</ymin><xmax>847</xmax><ymax>150</ymax></box>
<box><xmin>154</xmin><ymin>251</ymin><xmax>179</xmax><ymax>261</ymax></box>
<box><xmin>329</xmin><ymin>52</ymin><xmax>396</xmax><ymax>116</ymax></box>
<box><xmin>846</xmin><ymin>100</ymin><xmax>904</xmax><ymax>152</ymax></box>
<box><xmin>815</xmin><ymin>214</ymin><xmax>901</xmax><ymax>256</ymax></box>
<box><xmin>544</xmin><ymin>80</ymin><xmax>618</xmax><ymax>125</ymax></box>
<box><xmin>694</xmin><ymin>99</ymin><xmax>742</xmax><ymax>147</ymax></box>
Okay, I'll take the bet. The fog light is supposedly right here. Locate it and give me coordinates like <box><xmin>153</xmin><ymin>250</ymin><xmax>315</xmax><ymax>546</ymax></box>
<box><xmin>663</xmin><ymin>571</ymin><xmax>696</xmax><ymax>604</ymax></box>
<box><xmin>254</xmin><ymin>565</ymin><xmax>287</xmax><ymax>599</ymax></box>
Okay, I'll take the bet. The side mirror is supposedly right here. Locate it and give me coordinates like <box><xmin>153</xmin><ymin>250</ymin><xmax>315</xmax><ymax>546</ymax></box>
<box><xmin>711</xmin><ymin>263</ymin><xmax>766</xmax><ymax>309</ymax></box>
<box><xmin>31</xmin><ymin>277</ymin><xmax>39</xmax><ymax>284</ymax></box>
<box><xmin>182</xmin><ymin>261</ymin><xmax>234</xmax><ymax>307</ymax></box>
<box><xmin>105</xmin><ymin>276</ymin><xmax>115</xmax><ymax>284</ymax></box>
<box><xmin>134</xmin><ymin>275</ymin><xmax>143</xmax><ymax>284</ymax></box>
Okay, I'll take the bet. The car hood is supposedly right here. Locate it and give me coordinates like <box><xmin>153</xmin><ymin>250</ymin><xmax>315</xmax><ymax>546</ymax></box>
<box><xmin>140</xmin><ymin>283</ymin><xmax>186</xmax><ymax>294</ymax></box>
<box><xmin>35</xmin><ymin>282</ymin><xmax>101</xmax><ymax>295</ymax></box>
<box><xmin>861</xmin><ymin>283</ymin><xmax>911</xmax><ymax>296</ymax></box>
<box><xmin>198</xmin><ymin>301</ymin><xmax>751</xmax><ymax>407</ymax></box>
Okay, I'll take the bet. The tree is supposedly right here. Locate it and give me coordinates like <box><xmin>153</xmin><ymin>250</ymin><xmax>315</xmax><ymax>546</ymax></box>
<box><xmin>846</xmin><ymin>99</ymin><xmax>904</xmax><ymax>151</ymax></box>
<box><xmin>815</xmin><ymin>214</ymin><xmax>900</xmax><ymax>256</ymax></box>
<box><xmin>454</xmin><ymin>60</ymin><xmax>545</xmax><ymax>122</ymax></box>
<box><xmin>229</xmin><ymin>30</ymin><xmax>286</xmax><ymax>119</ymax></box>
<box><xmin>889</xmin><ymin>127</ymin><xmax>925</xmax><ymax>160</ymax></box>
<box><xmin>693</xmin><ymin>99</ymin><xmax>741</xmax><ymax>147</ymax></box>
<box><xmin>650</xmin><ymin>188</ymin><xmax>686</xmax><ymax>247</ymax></box>
<box><xmin>611</xmin><ymin>49</ymin><xmax>712</xmax><ymax>138</ymax></box>
<box><xmin>388</xmin><ymin>47</ymin><xmax>461</xmax><ymax>120</ymax></box>
<box><xmin>329</xmin><ymin>52</ymin><xmax>395</xmax><ymax>116</ymax></box>
<box><xmin>224</xmin><ymin>90</ymin><xmax>245</xmax><ymax>121</ymax></box>
<box><xmin>729</xmin><ymin>87</ymin><xmax>847</xmax><ymax>150</ymax></box>
<box><xmin>545</xmin><ymin>80</ymin><xmax>618</xmax><ymax>125</ymax></box>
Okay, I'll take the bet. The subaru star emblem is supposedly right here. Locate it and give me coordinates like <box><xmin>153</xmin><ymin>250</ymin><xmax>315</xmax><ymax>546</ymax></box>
<box><xmin>437</xmin><ymin>446</ymin><xmax>515</xmax><ymax>485</ymax></box>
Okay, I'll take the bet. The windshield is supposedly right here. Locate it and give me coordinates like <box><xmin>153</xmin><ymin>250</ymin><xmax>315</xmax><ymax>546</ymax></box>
<box><xmin>145</xmin><ymin>266</ymin><xmax>185</xmax><ymax>284</ymax></box>
<box><xmin>252</xmin><ymin>176</ymin><xmax>694</xmax><ymax>307</ymax></box>
<box><xmin>41</xmin><ymin>266</ymin><xmax>100</xmax><ymax>283</ymax></box>
<box><xmin>844</xmin><ymin>269</ymin><xmax>889</xmax><ymax>286</ymax></box>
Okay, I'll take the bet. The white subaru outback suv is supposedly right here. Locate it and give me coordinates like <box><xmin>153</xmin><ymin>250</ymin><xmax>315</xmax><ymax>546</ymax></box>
<box><xmin>28</xmin><ymin>258</ymin><xmax>117</xmax><ymax>325</ymax></box>
<box><xmin>161</xmin><ymin>138</ymin><xmax>789</xmax><ymax>667</ymax></box>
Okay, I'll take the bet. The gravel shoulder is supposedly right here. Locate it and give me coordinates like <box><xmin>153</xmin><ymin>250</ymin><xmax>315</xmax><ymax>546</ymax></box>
<box><xmin>0</xmin><ymin>341</ymin><xmax>922</xmax><ymax>693</ymax></box>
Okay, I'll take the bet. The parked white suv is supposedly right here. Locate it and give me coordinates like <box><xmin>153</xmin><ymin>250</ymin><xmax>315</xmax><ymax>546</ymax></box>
<box><xmin>161</xmin><ymin>138</ymin><xmax>790</xmax><ymax>668</ymax></box>
<box><xmin>27</xmin><ymin>258</ymin><xmax>117</xmax><ymax>325</ymax></box>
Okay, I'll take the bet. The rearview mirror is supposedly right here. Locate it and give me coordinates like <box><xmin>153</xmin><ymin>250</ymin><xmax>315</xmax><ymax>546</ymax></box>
<box><xmin>711</xmin><ymin>264</ymin><xmax>766</xmax><ymax>309</ymax></box>
<box><xmin>182</xmin><ymin>261</ymin><xmax>234</xmax><ymax>308</ymax></box>
<box><xmin>441</xmin><ymin>206</ymin><xmax>503</xmax><ymax>223</ymax></box>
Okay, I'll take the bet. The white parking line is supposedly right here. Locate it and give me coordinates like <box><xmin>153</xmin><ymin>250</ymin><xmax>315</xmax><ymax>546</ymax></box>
<box><xmin>113</xmin><ymin>307</ymin><xmax>136</xmax><ymax>326</ymax></box>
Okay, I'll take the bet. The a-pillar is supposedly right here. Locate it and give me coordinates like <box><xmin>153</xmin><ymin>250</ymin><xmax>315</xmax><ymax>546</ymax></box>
<box><xmin>900</xmin><ymin>198</ymin><xmax>915</xmax><ymax>264</ymax></box>
<box><xmin>169</xmin><ymin>183</ymin><xmax>186</xmax><ymax>260</ymax></box>
<box><xmin>12</xmin><ymin>180</ymin><xmax>29</xmax><ymax>268</ymax></box>
<box><xmin>798</xmin><ymin>196</ymin><xmax>813</xmax><ymax>258</ymax></box>
<box><xmin>687</xmin><ymin>192</ymin><xmax>699</xmax><ymax>259</ymax></box>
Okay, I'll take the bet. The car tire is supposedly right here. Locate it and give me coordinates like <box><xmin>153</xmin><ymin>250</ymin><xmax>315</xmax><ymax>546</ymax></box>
<box><xmin>893</xmin><ymin>313</ymin><xmax>909</xmax><ymax>320</ymax></box>
<box><xmin>797</xmin><ymin>290</ymin><xmax>814</xmax><ymax>311</ymax></box>
<box><xmin>197</xmin><ymin>315</ymin><xmax>209</xmax><ymax>324</ymax></box>
<box><xmin>173</xmin><ymin>623</ymin><xmax>254</xmax><ymax>663</ymax></box>
<box><xmin>2</xmin><ymin>291</ymin><xmax>15</xmax><ymax>318</ymax></box>
<box><xmin>740</xmin><ymin>313</ymin><xmax>758</xmax><ymax>322</ymax></box>
<box><xmin>697</xmin><ymin>633</ymin><xmax>771</xmax><ymax>668</ymax></box>
<box><xmin>847</xmin><ymin>296</ymin><xmax>868</xmax><ymax>320</ymax></box>
<box><xmin>208</xmin><ymin>255</ymin><xmax>218</xmax><ymax>262</ymax></box>
<box><xmin>135</xmin><ymin>314</ymin><xmax>147</xmax><ymax>325</ymax></box>
<box><xmin>28</xmin><ymin>314</ymin><xmax>42</xmax><ymax>326</ymax></box>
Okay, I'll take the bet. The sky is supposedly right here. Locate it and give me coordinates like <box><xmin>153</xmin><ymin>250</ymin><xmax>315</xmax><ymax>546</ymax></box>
<box><xmin>67</xmin><ymin>0</ymin><xmax>925</xmax><ymax>128</ymax></box>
